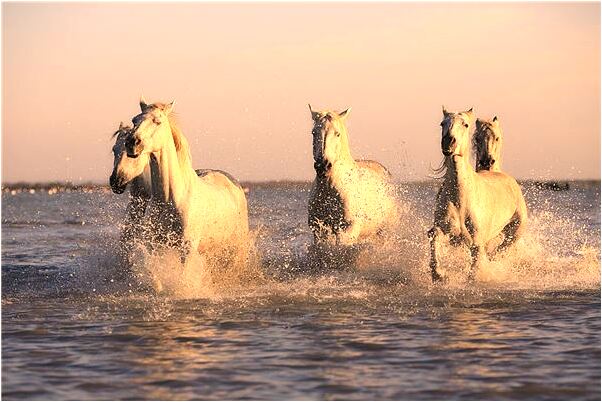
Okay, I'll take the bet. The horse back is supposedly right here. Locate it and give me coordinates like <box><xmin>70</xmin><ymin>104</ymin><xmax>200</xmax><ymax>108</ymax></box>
<box><xmin>477</xmin><ymin>170</ymin><xmax>523</xmax><ymax>199</ymax></box>
<box><xmin>193</xmin><ymin>168</ymin><xmax>249</xmax><ymax>236</ymax></box>
<box><xmin>355</xmin><ymin>159</ymin><xmax>392</xmax><ymax>179</ymax></box>
<box><xmin>195</xmin><ymin>169</ymin><xmax>243</xmax><ymax>191</ymax></box>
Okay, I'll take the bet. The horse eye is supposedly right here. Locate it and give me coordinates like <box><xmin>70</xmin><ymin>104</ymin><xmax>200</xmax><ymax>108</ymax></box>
<box><xmin>335</xmin><ymin>131</ymin><xmax>340</xmax><ymax>137</ymax></box>
<box><xmin>153</xmin><ymin>118</ymin><xmax>161</xmax><ymax>125</ymax></box>
<box><xmin>463</xmin><ymin>123</ymin><xmax>469</xmax><ymax>128</ymax></box>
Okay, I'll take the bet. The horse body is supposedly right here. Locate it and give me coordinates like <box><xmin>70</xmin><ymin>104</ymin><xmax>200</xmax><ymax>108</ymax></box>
<box><xmin>116</xmin><ymin>99</ymin><xmax>249</xmax><ymax>264</ymax></box>
<box><xmin>356</xmin><ymin>159</ymin><xmax>392</xmax><ymax>177</ymax></box>
<box><xmin>146</xmin><ymin>153</ymin><xmax>249</xmax><ymax>259</ymax></box>
<box><xmin>308</xmin><ymin>106</ymin><xmax>398</xmax><ymax>246</ymax></box>
<box><xmin>429</xmin><ymin>108</ymin><xmax>526</xmax><ymax>282</ymax></box>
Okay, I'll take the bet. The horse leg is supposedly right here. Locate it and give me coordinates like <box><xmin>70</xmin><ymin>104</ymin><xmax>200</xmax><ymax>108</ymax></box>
<box><xmin>468</xmin><ymin>243</ymin><xmax>486</xmax><ymax>282</ymax></box>
<box><xmin>495</xmin><ymin>212</ymin><xmax>525</xmax><ymax>255</ymax></box>
<box><xmin>428</xmin><ymin>227</ymin><xmax>444</xmax><ymax>282</ymax></box>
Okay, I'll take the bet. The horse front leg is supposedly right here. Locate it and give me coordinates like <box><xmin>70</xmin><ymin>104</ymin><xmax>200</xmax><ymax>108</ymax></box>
<box><xmin>428</xmin><ymin>227</ymin><xmax>444</xmax><ymax>283</ymax></box>
<box><xmin>468</xmin><ymin>243</ymin><xmax>486</xmax><ymax>282</ymax></box>
<box><xmin>495</xmin><ymin>212</ymin><xmax>525</xmax><ymax>256</ymax></box>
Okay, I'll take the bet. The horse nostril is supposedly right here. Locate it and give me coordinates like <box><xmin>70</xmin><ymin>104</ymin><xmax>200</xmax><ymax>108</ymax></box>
<box><xmin>109</xmin><ymin>173</ymin><xmax>121</xmax><ymax>191</ymax></box>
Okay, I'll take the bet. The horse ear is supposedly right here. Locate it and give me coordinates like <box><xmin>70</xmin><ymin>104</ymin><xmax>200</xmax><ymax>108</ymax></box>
<box><xmin>492</xmin><ymin>115</ymin><xmax>499</xmax><ymax>123</ymax></box>
<box><xmin>119</xmin><ymin>121</ymin><xmax>125</xmax><ymax>130</ymax></box>
<box><xmin>308</xmin><ymin>104</ymin><xmax>319</xmax><ymax>121</ymax></box>
<box><xmin>465</xmin><ymin>107</ymin><xmax>475</xmax><ymax>120</ymax></box>
<box><xmin>140</xmin><ymin>95</ymin><xmax>148</xmax><ymax>111</ymax></box>
<box><xmin>442</xmin><ymin>105</ymin><xmax>449</xmax><ymax>116</ymax></box>
<box><xmin>339</xmin><ymin>107</ymin><xmax>351</xmax><ymax>119</ymax></box>
<box><xmin>164</xmin><ymin>100</ymin><xmax>175</xmax><ymax>115</ymax></box>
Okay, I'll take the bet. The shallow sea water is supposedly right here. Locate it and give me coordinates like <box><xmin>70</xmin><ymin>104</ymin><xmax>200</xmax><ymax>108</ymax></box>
<box><xmin>2</xmin><ymin>181</ymin><xmax>600</xmax><ymax>400</ymax></box>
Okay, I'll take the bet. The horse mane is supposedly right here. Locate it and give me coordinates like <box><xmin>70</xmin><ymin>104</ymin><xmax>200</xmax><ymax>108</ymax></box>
<box><xmin>166</xmin><ymin>113</ymin><xmax>192</xmax><ymax>172</ymax></box>
<box><xmin>111</xmin><ymin>124</ymin><xmax>131</xmax><ymax>139</ymax></box>
<box><xmin>472</xmin><ymin>122</ymin><xmax>488</xmax><ymax>157</ymax></box>
<box><xmin>146</xmin><ymin>103</ymin><xmax>193</xmax><ymax>172</ymax></box>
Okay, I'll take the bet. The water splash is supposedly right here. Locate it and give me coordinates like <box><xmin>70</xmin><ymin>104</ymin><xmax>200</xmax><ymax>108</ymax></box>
<box><xmin>72</xmin><ymin>182</ymin><xmax>599</xmax><ymax>303</ymax></box>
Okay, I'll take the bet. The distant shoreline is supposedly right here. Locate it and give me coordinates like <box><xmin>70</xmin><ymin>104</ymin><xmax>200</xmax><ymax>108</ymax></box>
<box><xmin>1</xmin><ymin>179</ymin><xmax>599</xmax><ymax>194</ymax></box>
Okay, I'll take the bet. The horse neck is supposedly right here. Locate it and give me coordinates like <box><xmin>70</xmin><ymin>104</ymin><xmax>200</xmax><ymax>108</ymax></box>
<box><xmin>130</xmin><ymin>164</ymin><xmax>152</xmax><ymax>198</ymax></box>
<box><xmin>149</xmin><ymin>134</ymin><xmax>195</xmax><ymax>206</ymax></box>
<box><xmin>444</xmin><ymin>154</ymin><xmax>476</xmax><ymax>195</ymax></box>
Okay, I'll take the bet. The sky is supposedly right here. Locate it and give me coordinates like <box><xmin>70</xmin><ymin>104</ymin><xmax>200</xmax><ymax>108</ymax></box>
<box><xmin>2</xmin><ymin>2</ymin><xmax>600</xmax><ymax>183</ymax></box>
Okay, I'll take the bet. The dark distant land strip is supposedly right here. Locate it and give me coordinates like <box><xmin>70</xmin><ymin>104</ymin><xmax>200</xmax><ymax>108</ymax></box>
<box><xmin>1</xmin><ymin>179</ymin><xmax>598</xmax><ymax>194</ymax></box>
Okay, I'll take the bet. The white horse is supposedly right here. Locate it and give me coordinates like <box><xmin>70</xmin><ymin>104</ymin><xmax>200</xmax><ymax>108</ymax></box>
<box><xmin>113</xmin><ymin>99</ymin><xmax>249</xmax><ymax>265</ymax></box>
<box><xmin>473</xmin><ymin>116</ymin><xmax>503</xmax><ymax>172</ymax></box>
<box><xmin>428</xmin><ymin>107</ymin><xmax>527</xmax><ymax>282</ymax></box>
<box><xmin>109</xmin><ymin>122</ymin><xmax>152</xmax><ymax>261</ymax></box>
<box><xmin>110</xmin><ymin>130</ymin><xmax>210</xmax><ymax>266</ymax></box>
<box><xmin>307</xmin><ymin>105</ymin><xmax>399</xmax><ymax>247</ymax></box>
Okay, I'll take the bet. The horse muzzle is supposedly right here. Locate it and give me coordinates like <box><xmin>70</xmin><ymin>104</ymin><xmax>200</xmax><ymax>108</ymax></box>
<box><xmin>441</xmin><ymin>136</ymin><xmax>455</xmax><ymax>156</ymax></box>
<box><xmin>109</xmin><ymin>173</ymin><xmax>126</xmax><ymax>194</ymax></box>
<box><xmin>314</xmin><ymin>160</ymin><xmax>332</xmax><ymax>174</ymax></box>
<box><xmin>479</xmin><ymin>157</ymin><xmax>495</xmax><ymax>170</ymax></box>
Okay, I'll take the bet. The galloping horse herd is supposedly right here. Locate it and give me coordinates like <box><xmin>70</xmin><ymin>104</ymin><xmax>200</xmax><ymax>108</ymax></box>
<box><xmin>109</xmin><ymin>98</ymin><xmax>526</xmax><ymax>284</ymax></box>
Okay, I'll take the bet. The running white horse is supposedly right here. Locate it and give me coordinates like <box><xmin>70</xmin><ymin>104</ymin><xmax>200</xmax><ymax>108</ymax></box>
<box><xmin>109</xmin><ymin>122</ymin><xmax>152</xmax><ymax>261</ymax></box>
<box><xmin>307</xmin><ymin>105</ymin><xmax>399</xmax><ymax>247</ymax></box>
<box><xmin>428</xmin><ymin>107</ymin><xmax>527</xmax><ymax>282</ymax></box>
<box><xmin>473</xmin><ymin>116</ymin><xmax>503</xmax><ymax>172</ymax></box>
<box><xmin>113</xmin><ymin>99</ymin><xmax>249</xmax><ymax>265</ymax></box>
<box><xmin>109</xmin><ymin>124</ymin><xmax>215</xmax><ymax>264</ymax></box>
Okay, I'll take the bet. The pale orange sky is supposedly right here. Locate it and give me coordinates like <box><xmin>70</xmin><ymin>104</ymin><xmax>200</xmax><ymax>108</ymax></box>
<box><xmin>2</xmin><ymin>2</ymin><xmax>600</xmax><ymax>183</ymax></box>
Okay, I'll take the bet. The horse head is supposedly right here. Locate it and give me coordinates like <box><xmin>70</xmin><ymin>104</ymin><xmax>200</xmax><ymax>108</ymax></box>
<box><xmin>308</xmin><ymin>104</ymin><xmax>352</xmax><ymax>175</ymax></box>
<box><xmin>126</xmin><ymin>96</ymin><xmax>175</xmax><ymax>158</ymax></box>
<box><xmin>473</xmin><ymin>116</ymin><xmax>503</xmax><ymax>171</ymax></box>
<box><xmin>109</xmin><ymin>121</ymin><xmax>149</xmax><ymax>194</ymax></box>
<box><xmin>440</xmin><ymin>106</ymin><xmax>474</xmax><ymax>158</ymax></box>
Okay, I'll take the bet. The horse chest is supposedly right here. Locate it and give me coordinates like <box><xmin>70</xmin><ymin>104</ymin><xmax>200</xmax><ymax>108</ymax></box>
<box><xmin>147</xmin><ymin>201</ymin><xmax>185</xmax><ymax>244</ymax></box>
<box><xmin>309</xmin><ymin>179</ymin><xmax>350</xmax><ymax>234</ymax></box>
<box><xmin>436</xmin><ymin>200</ymin><xmax>463</xmax><ymax>236</ymax></box>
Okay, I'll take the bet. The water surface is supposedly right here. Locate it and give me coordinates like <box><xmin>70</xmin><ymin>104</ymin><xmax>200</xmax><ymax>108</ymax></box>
<box><xmin>2</xmin><ymin>181</ymin><xmax>600</xmax><ymax>400</ymax></box>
